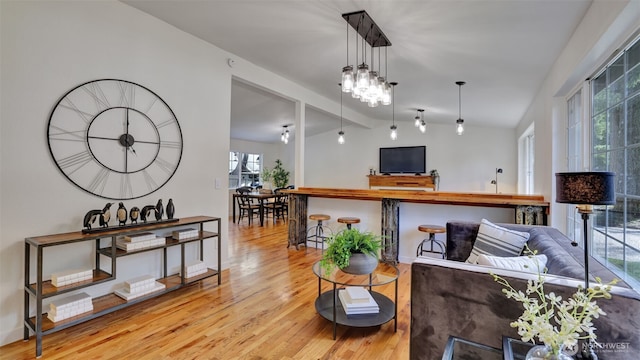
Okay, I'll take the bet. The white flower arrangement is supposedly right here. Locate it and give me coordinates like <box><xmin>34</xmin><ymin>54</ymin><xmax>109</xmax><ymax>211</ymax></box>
<box><xmin>491</xmin><ymin>248</ymin><xmax>618</xmax><ymax>356</ymax></box>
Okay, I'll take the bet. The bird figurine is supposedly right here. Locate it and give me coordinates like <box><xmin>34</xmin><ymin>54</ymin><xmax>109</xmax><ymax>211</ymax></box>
<box><xmin>116</xmin><ymin>202</ymin><xmax>127</xmax><ymax>226</ymax></box>
<box><xmin>83</xmin><ymin>208</ymin><xmax>103</xmax><ymax>231</ymax></box>
<box><xmin>166</xmin><ymin>199</ymin><xmax>175</xmax><ymax>219</ymax></box>
<box><xmin>155</xmin><ymin>199</ymin><xmax>164</xmax><ymax>221</ymax></box>
<box><xmin>99</xmin><ymin>203</ymin><xmax>113</xmax><ymax>228</ymax></box>
<box><xmin>141</xmin><ymin>205</ymin><xmax>156</xmax><ymax>223</ymax></box>
<box><xmin>129</xmin><ymin>206</ymin><xmax>140</xmax><ymax>224</ymax></box>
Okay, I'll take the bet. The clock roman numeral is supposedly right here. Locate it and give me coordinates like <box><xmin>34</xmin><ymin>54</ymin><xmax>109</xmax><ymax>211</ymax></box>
<box><xmin>81</xmin><ymin>82</ymin><xmax>111</xmax><ymax>112</ymax></box>
<box><xmin>142</xmin><ymin>97</ymin><xmax>158</xmax><ymax>115</ymax></box>
<box><xmin>49</xmin><ymin>125</ymin><xmax>86</xmax><ymax>142</ymax></box>
<box><xmin>153</xmin><ymin>157</ymin><xmax>177</xmax><ymax>175</ymax></box>
<box><xmin>60</xmin><ymin>98</ymin><xmax>94</xmax><ymax>124</ymax></box>
<box><xmin>142</xmin><ymin>170</ymin><xmax>159</xmax><ymax>192</ymax></box>
<box><xmin>160</xmin><ymin>140</ymin><xmax>182</xmax><ymax>149</ymax></box>
<box><xmin>87</xmin><ymin>168</ymin><xmax>110</xmax><ymax>194</ymax></box>
<box><xmin>117</xmin><ymin>81</ymin><xmax>135</xmax><ymax>107</ymax></box>
<box><xmin>120</xmin><ymin>173</ymin><xmax>133</xmax><ymax>199</ymax></box>
<box><xmin>57</xmin><ymin>150</ymin><xmax>93</xmax><ymax>173</ymax></box>
<box><xmin>155</xmin><ymin>117</ymin><xmax>177</xmax><ymax>129</ymax></box>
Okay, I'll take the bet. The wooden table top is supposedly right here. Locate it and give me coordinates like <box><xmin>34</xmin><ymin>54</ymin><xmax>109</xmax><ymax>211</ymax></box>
<box><xmin>285</xmin><ymin>187</ymin><xmax>549</xmax><ymax>209</ymax></box>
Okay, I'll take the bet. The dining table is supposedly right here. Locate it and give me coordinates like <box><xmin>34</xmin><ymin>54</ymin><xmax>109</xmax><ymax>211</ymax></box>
<box><xmin>232</xmin><ymin>192</ymin><xmax>277</xmax><ymax>226</ymax></box>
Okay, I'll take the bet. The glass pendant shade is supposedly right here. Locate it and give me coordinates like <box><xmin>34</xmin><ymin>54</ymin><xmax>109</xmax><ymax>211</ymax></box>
<box><xmin>367</xmin><ymin>96</ymin><xmax>379</xmax><ymax>107</ymax></box>
<box><xmin>356</xmin><ymin>64</ymin><xmax>370</xmax><ymax>92</ymax></box>
<box><xmin>281</xmin><ymin>132</ymin><xmax>285</xmax><ymax>142</ymax></box>
<box><xmin>338</xmin><ymin>130</ymin><xmax>345</xmax><ymax>144</ymax></box>
<box><xmin>419</xmin><ymin>121</ymin><xmax>426</xmax><ymax>133</ymax></box>
<box><xmin>456</xmin><ymin>119</ymin><xmax>464</xmax><ymax>135</ymax></box>
<box><xmin>390</xmin><ymin>125</ymin><xmax>398</xmax><ymax>140</ymax></box>
<box><xmin>352</xmin><ymin>86</ymin><xmax>361</xmax><ymax>99</ymax></box>
<box><xmin>367</xmin><ymin>71</ymin><xmax>379</xmax><ymax>98</ymax></box>
<box><xmin>414</xmin><ymin>116</ymin><xmax>420</xmax><ymax>127</ymax></box>
<box><xmin>285</xmin><ymin>129</ymin><xmax>290</xmax><ymax>139</ymax></box>
<box><xmin>341</xmin><ymin>66</ymin><xmax>354</xmax><ymax>93</ymax></box>
<box><xmin>380</xmin><ymin>83</ymin><xmax>391</xmax><ymax>105</ymax></box>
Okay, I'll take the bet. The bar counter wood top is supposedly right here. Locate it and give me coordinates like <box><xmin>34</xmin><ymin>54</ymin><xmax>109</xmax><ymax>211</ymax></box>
<box><xmin>287</xmin><ymin>187</ymin><xmax>548</xmax><ymax>209</ymax></box>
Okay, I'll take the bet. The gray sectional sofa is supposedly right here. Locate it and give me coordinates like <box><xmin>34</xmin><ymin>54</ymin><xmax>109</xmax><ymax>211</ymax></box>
<box><xmin>410</xmin><ymin>221</ymin><xmax>640</xmax><ymax>360</ymax></box>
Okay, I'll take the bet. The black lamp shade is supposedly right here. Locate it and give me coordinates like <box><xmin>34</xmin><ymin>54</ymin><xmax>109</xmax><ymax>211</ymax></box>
<box><xmin>555</xmin><ymin>172</ymin><xmax>615</xmax><ymax>205</ymax></box>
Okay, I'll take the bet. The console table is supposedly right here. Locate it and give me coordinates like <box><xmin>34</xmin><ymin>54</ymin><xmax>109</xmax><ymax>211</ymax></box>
<box><xmin>24</xmin><ymin>216</ymin><xmax>221</xmax><ymax>357</ymax></box>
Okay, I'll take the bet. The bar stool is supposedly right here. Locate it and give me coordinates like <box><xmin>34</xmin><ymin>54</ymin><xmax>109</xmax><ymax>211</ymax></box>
<box><xmin>337</xmin><ymin>217</ymin><xmax>360</xmax><ymax>230</ymax></box>
<box><xmin>417</xmin><ymin>224</ymin><xmax>446</xmax><ymax>259</ymax></box>
<box><xmin>307</xmin><ymin>214</ymin><xmax>333</xmax><ymax>252</ymax></box>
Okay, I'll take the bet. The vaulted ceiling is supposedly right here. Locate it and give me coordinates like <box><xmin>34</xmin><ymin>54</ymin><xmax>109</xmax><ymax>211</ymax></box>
<box><xmin>124</xmin><ymin>0</ymin><xmax>592</xmax><ymax>143</ymax></box>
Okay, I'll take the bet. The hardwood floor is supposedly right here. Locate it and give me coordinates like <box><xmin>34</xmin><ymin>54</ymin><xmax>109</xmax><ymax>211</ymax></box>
<box><xmin>1</xmin><ymin>218</ymin><xmax>411</xmax><ymax>360</ymax></box>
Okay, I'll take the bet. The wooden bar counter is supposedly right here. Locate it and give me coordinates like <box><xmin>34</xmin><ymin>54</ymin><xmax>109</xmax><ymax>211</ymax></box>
<box><xmin>286</xmin><ymin>187</ymin><xmax>549</xmax><ymax>262</ymax></box>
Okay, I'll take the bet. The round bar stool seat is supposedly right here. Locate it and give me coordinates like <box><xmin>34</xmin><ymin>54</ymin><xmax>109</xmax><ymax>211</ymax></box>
<box><xmin>337</xmin><ymin>217</ymin><xmax>360</xmax><ymax>230</ymax></box>
<box><xmin>307</xmin><ymin>214</ymin><xmax>332</xmax><ymax>253</ymax></box>
<box><xmin>309</xmin><ymin>214</ymin><xmax>330</xmax><ymax>222</ymax></box>
<box><xmin>417</xmin><ymin>224</ymin><xmax>446</xmax><ymax>258</ymax></box>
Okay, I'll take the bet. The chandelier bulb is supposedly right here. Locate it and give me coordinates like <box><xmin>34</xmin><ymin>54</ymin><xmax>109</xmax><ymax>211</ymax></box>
<box><xmin>338</xmin><ymin>130</ymin><xmax>345</xmax><ymax>144</ymax></box>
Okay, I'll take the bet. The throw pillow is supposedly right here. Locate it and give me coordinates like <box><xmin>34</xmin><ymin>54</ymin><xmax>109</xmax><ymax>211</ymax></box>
<box><xmin>477</xmin><ymin>254</ymin><xmax>548</xmax><ymax>273</ymax></box>
<box><xmin>466</xmin><ymin>219</ymin><xmax>530</xmax><ymax>263</ymax></box>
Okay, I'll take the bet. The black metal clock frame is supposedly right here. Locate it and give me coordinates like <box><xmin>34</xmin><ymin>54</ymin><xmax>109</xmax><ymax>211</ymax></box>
<box><xmin>47</xmin><ymin>79</ymin><xmax>183</xmax><ymax>200</ymax></box>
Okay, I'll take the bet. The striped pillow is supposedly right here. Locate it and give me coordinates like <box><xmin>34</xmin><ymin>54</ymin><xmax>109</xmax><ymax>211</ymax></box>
<box><xmin>466</xmin><ymin>219</ymin><xmax>530</xmax><ymax>264</ymax></box>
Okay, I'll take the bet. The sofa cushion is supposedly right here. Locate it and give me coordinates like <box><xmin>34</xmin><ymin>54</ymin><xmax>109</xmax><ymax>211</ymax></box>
<box><xmin>477</xmin><ymin>254</ymin><xmax>548</xmax><ymax>273</ymax></box>
<box><xmin>467</xmin><ymin>219</ymin><xmax>530</xmax><ymax>263</ymax></box>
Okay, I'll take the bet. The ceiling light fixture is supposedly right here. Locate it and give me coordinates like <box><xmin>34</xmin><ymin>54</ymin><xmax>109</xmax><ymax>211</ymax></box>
<box><xmin>281</xmin><ymin>125</ymin><xmax>290</xmax><ymax>144</ymax></box>
<box><xmin>341</xmin><ymin>10</ymin><xmax>392</xmax><ymax>108</ymax></box>
<box><xmin>389</xmin><ymin>82</ymin><xmax>398</xmax><ymax>140</ymax></box>
<box><xmin>455</xmin><ymin>81</ymin><xmax>466</xmax><ymax>135</ymax></box>
<box><xmin>415</xmin><ymin>108</ymin><xmax>426</xmax><ymax>133</ymax></box>
<box><xmin>338</xmin><ymin>83</ymin><xmax>345</xmax><ymax>144</ymax></box>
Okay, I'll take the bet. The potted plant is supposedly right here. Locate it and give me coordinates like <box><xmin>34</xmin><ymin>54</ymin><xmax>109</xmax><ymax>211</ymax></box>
<box><xmin>320</xmin><ymin>228</ymin><xmax>382</xmax><ymax>275</ymax></box>
<box><xmin>271</xmin><ymin>159</ymin><xmax>290</xmax><ymax>189</ymax></box>
<box><xmin>261</xmin><ymin>167</ymin><xmax>273</xmax><ymax>190</ymax></box>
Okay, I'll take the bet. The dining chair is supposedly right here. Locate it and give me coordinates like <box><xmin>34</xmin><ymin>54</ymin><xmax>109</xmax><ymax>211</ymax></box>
<box><xmin>236</xmin><ymin>188</ymin><xmax>260</xmax><ymax>224</ymax></box>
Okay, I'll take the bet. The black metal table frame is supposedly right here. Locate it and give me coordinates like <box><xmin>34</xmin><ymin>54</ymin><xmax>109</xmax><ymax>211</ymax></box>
<box><xmin>313</xmin><ymin>262</ymin><xmax>398</xmax><ymax>339</ymax></box>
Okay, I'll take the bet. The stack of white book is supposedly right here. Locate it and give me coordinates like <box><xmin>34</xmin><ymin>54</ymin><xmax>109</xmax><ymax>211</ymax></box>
<box><xmin>172</xmin><ymin>228</ymin><xmax>198</xmax><ymax>240</ymax></box>
<box><xmin>114</xmin><ymin>275</ymin><xmax>166</xmax><ymax>301</ymax></box>
<box><xmin>338</xmin><ymin>286</ymin><xmax>379</xmax><ymax>315</ymax></box>
<box><xmin>47</xmin><ymin>292</ymin><xmax>93</xmax><ymax>322</ymax></box>
<box><xmin>51</xmin><ymin>268</ymin><xmax>92</xmax><ymax>287</ymax></box>
<box><xmin>185</xmin><ymin>260</ymin><xmax>207</xmax><ymax>278</ymax></box>
<box><xmin>116</xmin><ymin>232</ymin><xmax>165</xmax><ymax>251</ymax></box>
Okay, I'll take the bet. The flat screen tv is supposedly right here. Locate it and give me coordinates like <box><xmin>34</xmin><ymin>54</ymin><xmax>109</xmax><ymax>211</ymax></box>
<box><xmin>379</xmin><ymin>146</ymin><xmax>426</xmax><ymax>174</ymax></box>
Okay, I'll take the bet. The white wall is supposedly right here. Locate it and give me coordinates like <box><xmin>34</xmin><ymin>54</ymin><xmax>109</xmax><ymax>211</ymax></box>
<box><xmin>305</xmin><ymin>121</ymin><xmax>518</xmax><ymax>193</ymax></box>
<box><xmin>515</xmin><ymin>0</ymin><xmax>639</xmax><ymax>229</ymax></box>
<box><xmin>0</xmin><ymin>1</ymin><xmax>234</xmax><ymax>346</ymax></box>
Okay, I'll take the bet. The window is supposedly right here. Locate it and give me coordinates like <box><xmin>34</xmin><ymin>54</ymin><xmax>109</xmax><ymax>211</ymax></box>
<box><xmin>518</xmin><ymin>124</ymin><xmax>535</xmax><ymax>194</ymax></box>
<box><xmin>229</xmin><ymin>151</ymin><xmax>262</xmax><ymax>188</ymax></box>
<box><xmin>588</xmin><ymin>35</ymin><xmax>640</xmax><ymax>289</ymax></box>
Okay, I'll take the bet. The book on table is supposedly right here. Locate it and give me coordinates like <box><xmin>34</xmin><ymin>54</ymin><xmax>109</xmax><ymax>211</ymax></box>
<box><xmin>338</xmin><ymin>288</ymin><xmax>379</xmax><ymax>315</ymax></box>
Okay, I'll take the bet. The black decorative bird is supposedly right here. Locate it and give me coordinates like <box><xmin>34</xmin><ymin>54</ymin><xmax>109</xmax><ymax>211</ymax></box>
<box><xmin>141</xmin><ymin>205</ymin><xmax>156</xmax><ymax>223</ymax></box>
<box><xmin>155</xmin><ymin>199</ymin><xmax>164</xmax><ymax>221</ymax></box>
<box><xmin>129</xmin><ymin>206</ymin><xmax>140</xmax><ymax>224</ymax></box>
<box><xmin>83</xmin><ymin>208</ymin><xmax>102</xmax><ymax>231</ymax></box>
<box><xmin>166</xmin><ymin>199</ymin><xmax>175</xmax><ymax>219</ymax></box>
<box><xmin>99</xmin><ymin>203</ymin><xmax>113</xmax><ymax>228</ymax></box>
<box><xmin>116</xmin><ymin>202</ymin><xmax>127</xmax><ymax>226</ymax></box>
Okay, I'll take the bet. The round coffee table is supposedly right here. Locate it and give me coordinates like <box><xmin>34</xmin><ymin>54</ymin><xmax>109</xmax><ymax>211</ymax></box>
<box><xmin>312</xmin><ymin>261</ymin><xmax>399</xmax><ymax>339</ymax></box>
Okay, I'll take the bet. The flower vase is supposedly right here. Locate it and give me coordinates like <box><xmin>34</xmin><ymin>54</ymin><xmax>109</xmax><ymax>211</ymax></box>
<box><xmin>525</xmin><ymin>345</ymin><xmax>572</xmax><ymax>360</ymax></box>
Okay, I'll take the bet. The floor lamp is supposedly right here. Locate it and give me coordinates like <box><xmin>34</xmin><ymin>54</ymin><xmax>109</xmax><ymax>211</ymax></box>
<box><xmin>555</xmin><ymin>171</ymin><xmax>615</xmax><ymax>291</ymax></box>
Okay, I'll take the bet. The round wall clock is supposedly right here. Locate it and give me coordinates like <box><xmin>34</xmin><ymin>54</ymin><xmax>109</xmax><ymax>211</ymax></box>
<box><xmin>47</xmin><ymin>79</ymin><xmax>183</xmax><ymax>200</ymax></box>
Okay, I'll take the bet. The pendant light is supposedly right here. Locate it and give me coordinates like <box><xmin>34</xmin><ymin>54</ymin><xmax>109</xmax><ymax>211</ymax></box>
<box><xmin>455</xmin><ymin>81</ymin><xmax>466</xmax><ymax>135</ymax></box>
<box><xmin>341</xmin><ymin>10</ymin><xmax>392</xmax><ymax>107</ymax></box>
<box><xmin>281</xmin><ymin>125</ymin><xmax>290</xmax><ymax>144</ymax></box>
<box><xmin>338</xmin><ymin>83</ymin><xmax>345</xmax><ymax>144</ymax></box>
<box><xmin>415</xmin><ymin>108</ymin><xmax>426</xmax><ymax>133</ymax></box>
<box><xmin>389</xmin><ymin>82</ymin><xmax>398</xmax><ymax>140</ymax></box>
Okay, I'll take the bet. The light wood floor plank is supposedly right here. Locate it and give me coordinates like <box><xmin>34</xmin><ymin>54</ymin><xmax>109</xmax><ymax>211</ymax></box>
<box><xmin>0</xmin><ymin>218</ymin><xmax>411</xmax><ymax>359</ymax></box>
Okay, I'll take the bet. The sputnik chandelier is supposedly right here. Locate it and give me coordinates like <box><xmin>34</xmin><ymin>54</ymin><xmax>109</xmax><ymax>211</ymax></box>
<box><xmin>340</xmin><ymin>10</ymin><xmax>392</xmax><ymax>108</ymax></box>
